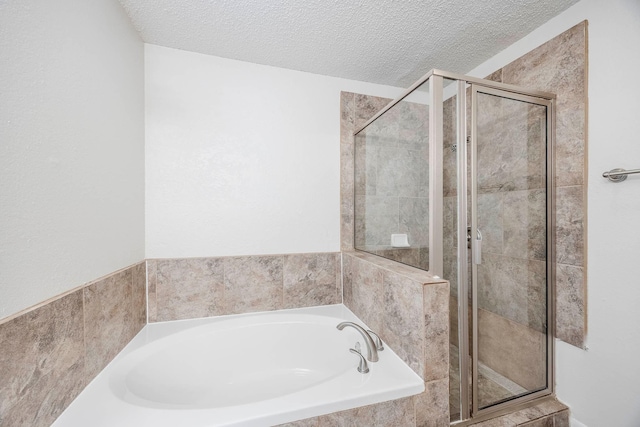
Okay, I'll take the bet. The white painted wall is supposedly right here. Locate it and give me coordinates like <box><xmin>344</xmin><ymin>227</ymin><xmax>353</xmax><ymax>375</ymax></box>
<box><xmin>145</xmin><ymin>45</ymin><xmax>403</xmax><ymax>258</ymax></box>
<box><xmin>467</xmin><ymin>0</ymin><xmax>640</xmax><ymax>425</ymax></box>
<box><xmin>0</xmin><ymin>0</ymin><xmax>145</xmax><ymax>320</ymax></box>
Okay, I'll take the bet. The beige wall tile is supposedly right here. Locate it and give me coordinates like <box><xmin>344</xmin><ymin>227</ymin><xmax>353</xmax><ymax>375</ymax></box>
<box><xmin>555</xmin><ymin>263</ymin><xmax>586</xmax><ymax>347</ymax></box>
<box><xmin>400</xmin><ymin>197</ymin><xmax>429</xmax><ymax>246</ymax></box>
<box><xmin>345</xmin><ymin>250</ymin><xmax>443</xmax><ymax>285</ymax></box>
<box><xmin>553</xmin><ymin>410</ymin><xmax>570</xmax><ymax>427</ymax></box>
<box><xmin>340</xmin><ymin>91</ymin><xmax>356</xmax><ymax>252</ymax></box>
<box><xmin>0</xmin><ymin>292</ymin><xmax>86</xmax><ymax>427</ymax></box>
<box><xmin>382</xmin><ymin>271</ymin><xmax>426</xmax><ymax>378</ymax></box>
<box><xmin>470</xmin><ymin>416</ymin><xmax>515</xmax><ymax>427</ymax></box>
<box><xmin>555</xmin><ymin>186</ymin><xmax>584</xmax><ymax>267</ymax></box>
<box><xmin>442</xmin><ymin>96</ymin><xmax>458</xmax><ymax>198</ymax></box>
<box><xmin>355</xmin><ymin>93</ymin><xmax>392</xmax><ymax>128</ymax></box>
<box><xmin>342</xmin><ymin>253</ymin><xmax>354</xmax><ymax>307</ymax></box>
<box><xmin>485</xmin><ymin>69</ymin><xmax>503</xmax><ymax>83</ymax></box>
<box><xmin>502</xmin><ymin>189</ymin><xmax>546</xmax><ymax>261</ymax></box>
<box><xmin>477</xmin><ymin>308</ymin><xmax>546</xmax><ymax>391</ymax></box>
<box><xmin>502</xmin><ymin>22</ymin><xmax>586</xmax><ymax>188</ymax></box>
<box><xmin>415</xmin><ymin>378</ymin><xmax>450</xmax><ymax>427</ymax></box>
<box><xmin>146</xmin><ymin>259</ymin><xmax>158</xmax><ymax>322</ymax></box>
<box><xmin>154</xmin><ymin>258</ymin><xmax>224</xmax><ymax>321</ymax></box>
<box><xmin>283</xmin><ymin>253</ymin><xmax>341</xmax><ymax>309</ymax></box>
<box><xmin>477</xmin><ymin>254</ymin><xmax>535</xmax><ymax>328</ymax></box>
<box><xmin>423</xmin><ymin>283</ymin><xmax>450</xmax><ymax>382</ymax></box>
<box><xmin>527</xmin><ymin>260</ymin><xmax>547</xmax><ymax>334</ymax></box>
<box><xmin>1</xmin><ymin>262</ymin><xmax>146</xmax><ymax>426</ymax></box>
<box><xmin>476</xmin><ymin>96</ymin><xmax>544</xmax><ymax>193</ymax></box>
<box><xmin>150</xmin><ymin>253</ymin><xmax>343</xmax><ymax>322</ymax></box>
<box><xmin>375</xmin><ymin>247</ymin><xmax>423</xmax><ymax>269</ymax></box>
<box><xmin>507</xmin><ymin>398</ymin><xmax>568</xmax><ymax>425</ymax></box>
<box><xmin>224</xmin><ymin>255</ymin><xmax>284</xmax><ymax>315</ymax></box>
<box><xmin>317</xmin><ymin>396</ymin><xmax>415</xmax><ymax>426</ymax></box>
<box><xmin>469</xmin><ymin>400</ymin><xmax>568</xmax><ymax>427</ymax></box>
<box><xmin>340</xmin><ymin>92</ymin><xmax>392</xmax><ymax>251</ymax></box>
<box><xmin>84</xmin><ymin>268</ymin><xmax>140</xmax><ymax>378</ymax></box>
<box><xmin>349</xmin><ymin>255</ymin><xmax>384</xmax><ymax>333</ymax></box>
<box><xmin>518</xmin><ymin>416</ymin><xmax>554</xmax><ymax>427</ymax></box>
<box><xmin>489</xmin><ymin>21</ymin><xmax>588</xmax><ymax>349</ymax></box>
<box><xmin>132</xmin><ymin>261</ymin><xmax>147</xmax><ymax>327</ymax></box>
<box><xmin>351</xmin><ymin>96</ymin><xmax>430</xmax><ymax>270</ymax></box>
<box><xmin>477</xmin><ymin>192</ymin><xmax>504</xmax><ymax>256</ymax></box>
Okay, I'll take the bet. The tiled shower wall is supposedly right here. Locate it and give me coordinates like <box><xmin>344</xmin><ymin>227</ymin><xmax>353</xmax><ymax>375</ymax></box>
<box><xmin>342</xmin><ymin>21</ymin><xmax>588</xmax><ymax>349</ymax></box>
<box><xmin>482</xmin><ymin>21</ymin><xmax>588</xmax><ymax>348</ymax></box>
<box><xmin>354</xmin><ymin>99</ymin><xmax>430</xmax><ymax>270</ymax></box>
<box><xmin>341</xmin><ymin>92</ymin><xmax>395</xmax><ymax>252</ymax></box>
<box><xmin>0</xmin><ymin>263</ymin><xmax>146</xmax><ymax>427</ymax></box>
<box><xmin>443</xmin><ymin>92</ymin><xmax>549</xmax><ymax>390</ymax></box>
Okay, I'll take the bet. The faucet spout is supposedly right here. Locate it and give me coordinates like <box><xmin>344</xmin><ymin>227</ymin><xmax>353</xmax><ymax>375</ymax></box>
<box><xmin>336</xmin><ymin>321</ymin><xmax>379</xmax><ymax>362</ymax></box>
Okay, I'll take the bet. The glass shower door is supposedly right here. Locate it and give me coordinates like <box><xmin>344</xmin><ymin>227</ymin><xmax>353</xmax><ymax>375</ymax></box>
<box><xmin>470</xmin><ymin>85</ymin><xmax>553</xmax><ymax>414</ymax></box>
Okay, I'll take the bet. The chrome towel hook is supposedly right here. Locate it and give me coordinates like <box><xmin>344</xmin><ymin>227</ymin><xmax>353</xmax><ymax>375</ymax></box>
<box><xmin>602</xmin><ymin>168</ymin><xmax>640</xmax><ymax>183</ymax></box>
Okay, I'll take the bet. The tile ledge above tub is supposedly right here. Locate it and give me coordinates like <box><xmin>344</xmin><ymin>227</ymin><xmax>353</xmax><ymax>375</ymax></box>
<box><xmin>342</xmin><ymin>250</ymin><xmax>447</xmax><ymax>286</ymax></box>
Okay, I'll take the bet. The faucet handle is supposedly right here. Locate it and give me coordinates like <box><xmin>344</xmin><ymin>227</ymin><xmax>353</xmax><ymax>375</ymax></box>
<box><xmin>349</xmin><ymin>346</ymin><xmax>370</xmax><ymax>373</ymax></box>
<box><xmin>367</xmin><ymin>330</ymin><xmax>384</xmax><ymax>351</ymax></box>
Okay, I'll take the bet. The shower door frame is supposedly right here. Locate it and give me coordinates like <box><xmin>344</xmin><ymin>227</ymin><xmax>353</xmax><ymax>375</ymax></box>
<box><xmin>464</xmin><ymin>82</ymin><xmax>556</xmax><ymax>422</ymax></box>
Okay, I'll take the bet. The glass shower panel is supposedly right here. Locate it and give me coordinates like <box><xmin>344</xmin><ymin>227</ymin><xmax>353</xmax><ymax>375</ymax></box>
<box><xmin>473</xmin><ymin>89</ymin><xmax>549</xmax><ymax>410</ymax></box>
<box><xmin>354</xmin><ymin>80</ymin><xmax>430</xmax><ymax>270</ymax></box>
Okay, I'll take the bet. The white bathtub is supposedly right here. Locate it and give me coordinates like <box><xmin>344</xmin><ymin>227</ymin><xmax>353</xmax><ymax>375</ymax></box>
<box><xmin>53</xmin><ymin>305</ymin><xmax>424</xmax><ymax>427</ymax></box>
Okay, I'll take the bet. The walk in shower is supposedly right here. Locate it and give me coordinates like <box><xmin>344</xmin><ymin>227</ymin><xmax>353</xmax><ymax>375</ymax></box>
<box><xmin>353</xmin><ymin>70</ymin><xmax>555</xmax><ymax>424</ymax></box>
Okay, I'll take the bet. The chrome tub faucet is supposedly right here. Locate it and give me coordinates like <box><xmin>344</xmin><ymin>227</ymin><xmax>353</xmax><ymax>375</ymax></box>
<box><xmin>336</xmin><ymin>321</ymin><xmax>380</xmax><ymax>362</ymax></box>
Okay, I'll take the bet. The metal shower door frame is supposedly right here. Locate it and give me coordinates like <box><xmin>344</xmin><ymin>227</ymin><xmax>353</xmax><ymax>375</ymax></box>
<box><xmin>463</xmin><ymin>82</ymin><xmax>556</xmax><ymax>421</ymax></box>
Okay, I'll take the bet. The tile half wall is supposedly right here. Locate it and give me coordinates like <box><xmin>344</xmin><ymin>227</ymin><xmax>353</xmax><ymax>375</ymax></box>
<box><xmin>147</xmin><ymin>252</ymin><xmax>342</xmax><ymax>322</ymax></box>
<box><xmin>0</xmin><ymin>262</ymin><xmax>146</xmax><ymax>427</ymax></box>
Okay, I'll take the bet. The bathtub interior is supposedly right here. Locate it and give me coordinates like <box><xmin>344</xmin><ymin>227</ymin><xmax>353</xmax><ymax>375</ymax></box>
<box><xmin>52</xmin><ymin>304</ymin><xmax>425</xmax><ymax>427</ymax></box>
<box><xmin>111</xmin><ymin>316</ymin><xmax>357</xmax><ymax>409</ymax></box>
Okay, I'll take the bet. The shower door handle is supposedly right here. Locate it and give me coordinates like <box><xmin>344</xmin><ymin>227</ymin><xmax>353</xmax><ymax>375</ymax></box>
<box><xmin>474</xmin><ymin>229</ymin><xmax>482</xmax><ymax>265</ymax></box>
<box><xmin>467</xmin><ymin>227</ymin><xmax>482</xmax><ymax>264</ymax></box>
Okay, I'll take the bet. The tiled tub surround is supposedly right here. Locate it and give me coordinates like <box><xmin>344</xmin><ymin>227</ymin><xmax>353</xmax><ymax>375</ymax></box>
<box><xmin>53</xmin><ymin>305</ymin><xmax>425</xmax><ymax>427</ymax></box>
<box><xmin>146</xmin><ymin>252</ymin><xmax>342</xmax><ymax>322</ymax></box>
<box><xmin>0</xmin><ymin>262</ymin><xmax>146</xmax><ymax>427</ymax></box>
<box><xmin>146</xmin><ymin>251</ymin><xmax>452</xmax><ymax>426</ymax></box>
<box><xmin>274</xmin><ymin>251</ymin><xmax>451</xmax><ymax>427</ymax></box>
<box><xmin>342</xmin><ymin>250</ymin><xmax>451</xmax><ymax>426</ymax></box>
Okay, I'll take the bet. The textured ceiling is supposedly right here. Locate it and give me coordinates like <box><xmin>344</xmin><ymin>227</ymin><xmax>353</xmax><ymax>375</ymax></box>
<box><xmin>118</xmin><ymin>0</ymin><xmax>580</xmax><ymax>87</ymax></box>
